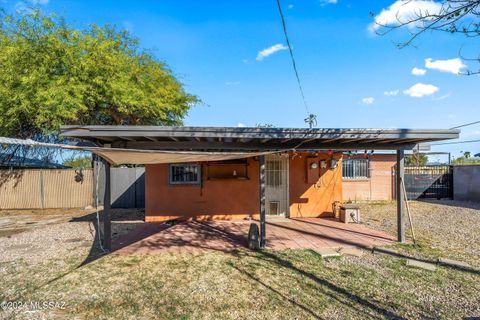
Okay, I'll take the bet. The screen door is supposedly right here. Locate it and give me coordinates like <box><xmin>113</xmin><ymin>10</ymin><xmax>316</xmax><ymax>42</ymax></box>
<box><xmin>265</xmin><ymin>154</ymin><xmax>289</xmax><ymax>216</ymax></box>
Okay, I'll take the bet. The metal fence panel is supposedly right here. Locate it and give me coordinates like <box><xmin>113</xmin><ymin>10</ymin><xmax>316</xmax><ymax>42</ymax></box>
<box><xmin>405</xmin><ymin>165</ymin><xmax>453</xmax><ymax>200</ymax></box>
<box><xmin>43</xmin><ymin>169</ymin><xmax>93</xmax><ymax>208</ymax></box>
<box><xmin>93</xmin><ymin>158</ymin><xmax>145</xmax><ymax>209</ymax></box>
<box><xmin>110</xmin><ymin>167</ymin><xmax>145</xmax><ymax>208</ymax></box>
<box><xmin>0</xmin><ymin>169</ymin><xmax>93</xmax><ymax>209</ymax></box>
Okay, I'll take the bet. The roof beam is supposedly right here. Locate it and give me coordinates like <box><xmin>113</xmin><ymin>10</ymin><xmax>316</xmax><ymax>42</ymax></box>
<box><xmin>114</xmin><ymin>140</ymin><xmax>417</xmax><ymax>151</ymax></box>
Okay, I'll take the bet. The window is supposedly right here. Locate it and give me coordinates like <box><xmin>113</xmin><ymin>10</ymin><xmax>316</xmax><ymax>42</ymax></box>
<box><xmin>169</xmin><ymin>164</ymin><xmax>201</xmax><ymax>184</ymax></box>
<box><xmin>343</xmin><ymin>159</ymin><xmax>369</xmax><ymax>179</ymax></box>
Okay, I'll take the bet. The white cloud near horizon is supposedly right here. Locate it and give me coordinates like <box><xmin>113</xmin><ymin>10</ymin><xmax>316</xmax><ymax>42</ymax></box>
<box><xmin>411</xmin><ymin>67</ymin><xmax>427</xmax><ymax>76</ymax></box>
<box><xmin>384</xmin><ymin>89</ymin><xmax>399</xmax><ymax>96</ymax></box>
<box><xmin>425</xmin><ymin>58</ymin><xmax>466</xmax><ymax>74</ymax></box>
<box><xmin>237</xmin><ymin>122</ymin><xmax>246</xmax><ymax>128</ymax></box>
<box><xmin>225</xmin><ymin>81</ymin><xmax>240</xmax><ymax>86</ymax></box>
<box><xmin>320</xmin><ymin>0</ymin><xmax>338</xmax><ymax>6</ymax></box>
<box><xmin>256</xmin><ymin>44</ymin><xmax>288</xmax><ymax>61</ymax></box>
<box><xmin>403</xmin><ymin>83</ymin><xmax>439</xmax><ymax>97</ymax></box>
<box><xmin>361</xmin><ymin>97</ymin><xmax>375</xmax><ymax>105</ymax></box>
<box><xmin>369</xmin><ymin>0</ymin><xmax>442</xmax><ymax>32</ymax></box>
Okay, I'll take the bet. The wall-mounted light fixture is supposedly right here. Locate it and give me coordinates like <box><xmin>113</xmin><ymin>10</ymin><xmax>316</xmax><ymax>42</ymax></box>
<box><xmin>310</xmin><ymin>162</ymin><xmax>318</xmax><ymax>170</ymax></box>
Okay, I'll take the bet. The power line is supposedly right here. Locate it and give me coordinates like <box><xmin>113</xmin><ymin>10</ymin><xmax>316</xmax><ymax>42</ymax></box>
<box><xmin>450</xmin><ymin>120</ymin><xmax>480</xmax><ymax>129</ymax></box>
<box><xmin>431</xmin><ymin>139</ymin><xmax>480</xmax><ymax>146</ymax></box>
<box><xmin>276</xmin><ymin>0</ymin><xmax>316</xmax><ymax>128</ymax></box>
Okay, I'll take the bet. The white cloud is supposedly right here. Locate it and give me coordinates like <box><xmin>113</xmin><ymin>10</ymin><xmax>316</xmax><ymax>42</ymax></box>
<box><xmin>361</xmin><ymin>97</ymin><xmax>375</xmax><ymax>105</ymax></box>
<box><xmin>320</xmin><ymin>0</ymin><xmax>337</xmax><ymax>6</ymax></box>
<box><xmin>425</xmin><ymin>58</ymin><xmax>466</xmax><ymax>75</ymax></box>
<box><xmin>448</xmin><ymin>113</ymin><xmax>456</xmax><ymax>119</ymax></box>
<box><xmin>384</xmin><ymin>89</ymin><xmax>399</xmax><ymax>96</ymax></box>
<box><xmin>288</xmin><ymin>4</ymin><xmax>294</xmax><ymax>9</ymax></box>
<box><xmin>32</xmin><ymin>0</ymin><xmax>49</xmax><ymax>4</ymax></box>
<box><xmin>369</xmin><ymin>0</ymin><xmax>442</xmax><ymax>32</ymax></box>
<box><xmin>256</xmin><ymin>44</ymin><xmax>288</xmax><ymax>61</ymax></box>
<box><xmin>225</xmin><ymin>81</ymin><xmax>240</xmax><ymax>86</ymax></box>
<box><xmin>411</xmin><ymin>67</ymin><xmax>427</xmax><ymax>76</ymax></box>
<box><xmin>237</xmin><ymin>122</ymin><xmax>246</xmax><ymax>127</ymax></box>
<box><xmin>403</xmin><ymin>83</ymin><xmax>439</xmax><ymax>97</ymax></box>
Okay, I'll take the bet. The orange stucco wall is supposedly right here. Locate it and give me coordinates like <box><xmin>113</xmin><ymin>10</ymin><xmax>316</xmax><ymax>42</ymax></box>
<box><xmin>342</xmin><ymin>154</ymin><xmax>396</xmax><ymax>201</ymax></box>
<box><xmin>145</xmin><ymin>158</ymin><xmax>260</xmax><ymax>222</ymax></box>
<box><xmin>289</xmin><ymin>152</ymin><xmax>343</xmax><ymax>218</ymax></box>
<box><xmin>145</xmin><ymin>152</ymin><xmax>343</xmax><ymax>222</ymax></box>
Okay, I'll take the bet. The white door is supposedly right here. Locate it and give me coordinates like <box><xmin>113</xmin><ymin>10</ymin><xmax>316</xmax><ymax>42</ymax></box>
<box><xmin>265</xmin><ymin>154</ymin><xmax>289</xmax><ymax>216</ymax></box>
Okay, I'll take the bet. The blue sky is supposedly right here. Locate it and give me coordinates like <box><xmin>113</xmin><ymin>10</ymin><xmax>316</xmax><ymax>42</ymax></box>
<box><xmin>3</xmin><ymin>0</ymin><xmax>480</xmax><ymax>158</ymax></box>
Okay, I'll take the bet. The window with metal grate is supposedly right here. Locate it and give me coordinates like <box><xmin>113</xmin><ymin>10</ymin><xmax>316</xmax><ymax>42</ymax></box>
<box><xmin>342</xmin><ymin>159</ymin><xmax>369</xmax><ymax>179</ymax></box>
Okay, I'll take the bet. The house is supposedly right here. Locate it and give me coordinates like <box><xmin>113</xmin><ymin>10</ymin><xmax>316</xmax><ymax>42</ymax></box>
<box><xmin>0</xmin><ymin>155</ymin><xmax>67</xmax><ymax>169</ymax></box>
<box><xmin>60</xmin><ymin>125</ymin><xmax>459</xmax><ymax>250</ymax></box>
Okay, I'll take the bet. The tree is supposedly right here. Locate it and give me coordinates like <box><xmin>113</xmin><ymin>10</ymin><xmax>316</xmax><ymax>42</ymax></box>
<box><xmin>63</xmin><ymin>155</ymin><xmax>92</xmax><ymax>169</ymax></box>
<box><xmin>371</xmin><ymin>0</ymin><xmax>480</xmax><ymax>74</ymax></box>
<box><xmin>0</xmin><ymin>9</ymin><xmax>198</xmax><ymax>140</ymax></box>
<box><xmin>405</xmin><ymin>153</ymin><xmax>429</xmax><ymax>166</ymax></box>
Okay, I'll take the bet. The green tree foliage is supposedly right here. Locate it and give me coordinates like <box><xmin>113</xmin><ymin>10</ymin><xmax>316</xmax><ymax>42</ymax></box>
<box><xmin>452</xmin><ymin>151</ymin><xmax>480</xmax><ymax>165</ymax></box>
<box><xmin>0</xmin><ymin>9</ymin><xmax>198</xmax><ymax>139</ymax></box>
<box><xmin>63</xmin><ymin>155</ymin><xmax>92</xmax><ymax>169</ymax></box>
<box><xmin>405</xmin><ymin>153</ymin><xmax>429</xmax><ymax>166</ymax></box>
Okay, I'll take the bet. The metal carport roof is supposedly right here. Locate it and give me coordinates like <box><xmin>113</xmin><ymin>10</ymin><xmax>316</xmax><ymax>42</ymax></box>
<box><xmin>60</xmin><ymin>126</ymin><xmax>460</xmax><ymax>151</ymax></box>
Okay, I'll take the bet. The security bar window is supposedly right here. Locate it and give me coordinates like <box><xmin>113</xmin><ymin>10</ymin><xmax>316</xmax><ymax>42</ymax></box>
<box><xmin>343</xmin><ymin>159</ymin><xmax>369</xmax><ymax>179</ymax></box>
<box><xmin>169</xmin><ymin>164</ymin><xmax>201</xmax><ymax>184</ymax></box>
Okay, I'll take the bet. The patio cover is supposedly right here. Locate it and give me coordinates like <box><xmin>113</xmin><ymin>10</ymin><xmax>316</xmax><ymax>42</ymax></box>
<box><xmin>0</xmin><ymin>137</ymin><xmax>271</xmax><ymax>165</ymax></box>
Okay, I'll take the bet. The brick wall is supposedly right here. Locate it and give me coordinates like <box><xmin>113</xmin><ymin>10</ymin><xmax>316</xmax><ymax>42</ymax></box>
<box><xmin>342</xmin><ymin>154</ymin><xmax>396</xmax><ymax>201</ymax></box>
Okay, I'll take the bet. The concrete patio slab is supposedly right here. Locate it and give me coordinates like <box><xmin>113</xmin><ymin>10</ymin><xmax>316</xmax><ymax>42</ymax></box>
<box><xmin>406</xmin><ymin>259</ymin><xmax>437</xmax><ymax>271</ymax></box>
<box><xmin>114</xmin><ymin>218</ymin><xmax>395</xmax><ymax>255</ymax></box>
<box><xmin>438</xmin><ymin>257</ymin><xmax>471</xmax><ymax>269</ymax></box>
<box><xmin>314</xmin><ymin>248</ymin><xmax>341</xmax><ymax>258</ymax></box>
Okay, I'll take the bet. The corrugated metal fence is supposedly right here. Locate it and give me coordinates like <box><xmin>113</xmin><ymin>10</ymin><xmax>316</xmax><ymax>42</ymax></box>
<box><xmin>0</xmin><ymin>169</ymin><xmax>94</xmax><ymax>209</ymax></box>
<box><xmin>0</xmin><ymin>166</ymin><xmax>146</xmax><ymax>209</ymax></box>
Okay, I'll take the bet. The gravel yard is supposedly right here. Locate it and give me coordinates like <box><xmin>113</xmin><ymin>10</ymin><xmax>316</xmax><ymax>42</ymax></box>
<box><xmin>360</xmin><ymin>200</ymin><xmax>480</xmax><ymax>267</ymax></box>
<box><xmin>0</xmin><ymin>201</ymin><xmax>479</xmax><ymax>319</ymax></box>
<box><xmin>0</xmin><ymin>208</ymin><xmax>144</xmax><ymax>265</ymax></box>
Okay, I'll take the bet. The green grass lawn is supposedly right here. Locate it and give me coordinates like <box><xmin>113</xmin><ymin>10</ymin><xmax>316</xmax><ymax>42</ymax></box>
<box><xmin>2</xmin><ymin>247</ymin><xmax>479</xmax><ymax>319</ymax></box>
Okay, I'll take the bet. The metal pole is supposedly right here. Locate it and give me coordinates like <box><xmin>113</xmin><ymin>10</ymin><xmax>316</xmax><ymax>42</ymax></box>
<box><xmin>396</xmin><ymin>150</ymin><xmax>406</xmax><ymax>243</ymax></box>
<box><xmin>259</xmin><ymin>155</ymin><xmax>266</xmax><ymax>249</ymax></box>
<box><xmin>103</xmin><ymin>158</ymin><xmax>112</xmax><ymax>251</ymax></box>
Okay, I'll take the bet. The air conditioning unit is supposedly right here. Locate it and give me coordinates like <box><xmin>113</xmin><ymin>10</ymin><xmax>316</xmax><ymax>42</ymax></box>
<box><xmin>340</xmin><ymin>204</ymin><xmax>360</xmax><ymax>223</ymax></box>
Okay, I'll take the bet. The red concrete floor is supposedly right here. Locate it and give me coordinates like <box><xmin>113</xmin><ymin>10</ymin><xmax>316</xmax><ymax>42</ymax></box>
<box><xmin>113</xmin><ymin>218</ymin><xmax>394</xmax><ymax>255</ymax></box>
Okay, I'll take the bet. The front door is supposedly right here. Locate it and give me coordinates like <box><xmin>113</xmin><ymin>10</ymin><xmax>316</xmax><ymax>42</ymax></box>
<box><xmin>265</xmin><ymin>154</ymin><xmax>289</xmax><ymax>216</ymax></box>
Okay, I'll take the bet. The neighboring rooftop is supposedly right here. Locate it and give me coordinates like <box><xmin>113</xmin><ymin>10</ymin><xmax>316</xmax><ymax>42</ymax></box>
<box><xmin>60</xmin><ymin>126</ymin><xmax>460</xmax><ymax>151</ymax></box>
<box><xmin>0</xmin><ymin>155</ymin><xmax>67</xmax><ymax>169</ymax></box>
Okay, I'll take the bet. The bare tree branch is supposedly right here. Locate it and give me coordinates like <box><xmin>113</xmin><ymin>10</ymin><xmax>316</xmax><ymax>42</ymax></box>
<box><xmin>372</xmin><ymin>0</ymin><xmax>480</xmax><ymax>74</ymax></box>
